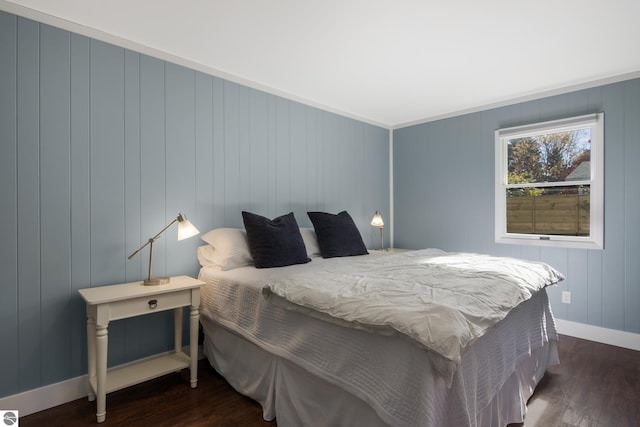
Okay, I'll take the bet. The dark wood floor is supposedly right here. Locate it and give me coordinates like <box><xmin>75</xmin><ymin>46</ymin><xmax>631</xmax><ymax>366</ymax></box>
<box><xmin>20</xmin><ymin>358</ymin><xmax>276</xmax><ymax>427</ymax></box>
<box><xmin>507</xmin><ymin>335</ymin><xmax>640</xmax><ymax>427</ymax></box>
<box><xmin>21</xmin><ymin>335</ymin><xmax>640</xmax><ymax>427</ymax></box>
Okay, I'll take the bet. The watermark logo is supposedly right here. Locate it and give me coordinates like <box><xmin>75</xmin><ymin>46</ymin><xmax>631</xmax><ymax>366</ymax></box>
<box><xmin>0</xmin><ymin>411</ymin><xmax>19</xmax><ymax>426</ymax></box>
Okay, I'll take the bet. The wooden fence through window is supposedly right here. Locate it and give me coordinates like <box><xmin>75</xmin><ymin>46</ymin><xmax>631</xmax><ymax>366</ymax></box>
<box><xmin>507</xmin><ymin>194</ymin><xmax>590</xmax><ymax>236</ymax></box>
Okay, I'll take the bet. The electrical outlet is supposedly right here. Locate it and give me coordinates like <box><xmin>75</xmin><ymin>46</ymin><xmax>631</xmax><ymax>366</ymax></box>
<box><xmin>561</xmin><ymin>291</ymin><xmax>571</xmax><ymax>304</ymax></box>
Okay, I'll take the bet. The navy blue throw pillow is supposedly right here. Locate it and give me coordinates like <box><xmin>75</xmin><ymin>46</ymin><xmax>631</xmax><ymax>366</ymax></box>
<box><xmin>242</xmin><ymin>211</ymin><xmax>310</xmax><ymax>268</ymax></box>
<box><xmin>307</xmin><ymin>211</ymin><xmax>369</xmax><ymax>258</ymax></box>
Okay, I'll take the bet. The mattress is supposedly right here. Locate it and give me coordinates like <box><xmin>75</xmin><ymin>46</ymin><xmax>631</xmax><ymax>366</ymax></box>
<box><xmin>198</xmin><ymin>252</ymin><xmax>559</xmax><ymax>427</ymax></box>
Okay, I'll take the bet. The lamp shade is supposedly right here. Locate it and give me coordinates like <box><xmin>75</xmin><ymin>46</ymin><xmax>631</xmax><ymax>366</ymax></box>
<box><xmin>370</xmin><ymin>211</ymin><xmax>384</xmax><ymax>228</ymax></box>
<box><xmin>177</xmin><ymin>213</ymin><xmax>199</xmax><ymax>240</ymax></box>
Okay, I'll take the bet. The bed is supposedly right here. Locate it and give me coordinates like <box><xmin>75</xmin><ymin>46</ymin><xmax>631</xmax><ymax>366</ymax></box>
<box><xmin>196</xmin><ymin>212</ymin><xmax>563</xmax><ymax>427</ymax></box>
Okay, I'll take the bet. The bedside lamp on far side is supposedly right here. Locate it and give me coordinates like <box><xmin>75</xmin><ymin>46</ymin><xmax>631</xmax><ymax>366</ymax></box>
<box><xmin>371</xmin><ymin>211</ymin><xmax>385</xmax><ymax>251</ymax></box>
<box><xmin>128</xmin><ymin>212</ymin><xmax>200</xmax><ymax>286</ymax></box>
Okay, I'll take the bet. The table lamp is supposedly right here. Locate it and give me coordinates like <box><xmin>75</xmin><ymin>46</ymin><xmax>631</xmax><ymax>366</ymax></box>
<box><xmin>371</xmin><ymin>211</ymin><xmax>385</xmax><ymax>251</ymax></box>
<box><xmin>128</xmin><ymin>212</ymin><xmax>199</xmax><ymax>285</ymax></box>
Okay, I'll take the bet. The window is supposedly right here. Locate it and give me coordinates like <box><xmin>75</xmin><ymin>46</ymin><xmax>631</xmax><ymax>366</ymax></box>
<box><xmin>495</xmin><ymin>113</ymin><xmax>604</xmax><ymax>249</ymax></box>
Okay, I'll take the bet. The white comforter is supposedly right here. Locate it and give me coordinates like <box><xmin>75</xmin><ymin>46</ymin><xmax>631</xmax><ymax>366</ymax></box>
<box><xmin>262</xmin><ymin>248</ymin><xmax>564</xmax><ymax>364</ymax></box>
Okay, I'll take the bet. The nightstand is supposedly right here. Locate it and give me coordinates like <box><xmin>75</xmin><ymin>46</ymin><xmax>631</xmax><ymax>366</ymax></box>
<box><xmin>78</xmin><ymin>275</ymin><xmax>205</xmax><ymax>423</ymax></box>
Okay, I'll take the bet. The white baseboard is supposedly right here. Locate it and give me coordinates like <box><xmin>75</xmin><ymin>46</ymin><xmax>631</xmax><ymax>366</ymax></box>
<box><xmin>555</xmin><ymin>319</ymin><xmax>640</xmax><ymax>351</ymax></box>
<box><xmin>2</xmin><ymin>326</ymin><xmax>639</xmax><ymax>418</ymax></box>
<box><xmin>0</xmin><ymin>375</ymin><xmax>88</xmax><ymax>418</ymax></box>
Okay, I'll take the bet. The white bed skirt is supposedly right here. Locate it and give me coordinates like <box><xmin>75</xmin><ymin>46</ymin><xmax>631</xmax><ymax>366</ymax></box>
<box><xmin>201</xmin><ymin>315</ymin><xmax>558</xmax><ymax>427</ymax></box>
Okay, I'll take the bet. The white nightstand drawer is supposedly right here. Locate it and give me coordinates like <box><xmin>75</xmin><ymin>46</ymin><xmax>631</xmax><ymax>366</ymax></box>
<box><xmin>105</xmin><ymin>289</ymin><xmax>193</xmax><ymax>321</ymax></box>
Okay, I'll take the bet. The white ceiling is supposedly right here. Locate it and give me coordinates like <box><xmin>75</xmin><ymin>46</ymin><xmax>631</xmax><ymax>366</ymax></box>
<box><xmin>3</xmin><ymin>0</ymin><xmax>640</xmax><ymax>128</ymax></box>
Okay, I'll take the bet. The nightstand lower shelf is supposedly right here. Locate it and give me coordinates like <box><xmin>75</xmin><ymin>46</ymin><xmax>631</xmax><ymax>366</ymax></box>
<box><xmin>88</xmin><ymin>351</ymin><xmax>190</xmax><ymax>396</ymax></box>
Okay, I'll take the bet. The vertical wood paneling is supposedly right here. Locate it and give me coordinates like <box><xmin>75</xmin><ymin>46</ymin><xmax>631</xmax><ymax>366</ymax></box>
<box><xmin>166</xmin><ymin>65</ymin><xmax>198</xmax><ymax>347</ymax></box>
<box><xmin>0</xmin><ymin>11</ymin><xmax>19</xmax><ymax>398</ymax></box>
<box><xmin>444</xmin><ymin>118</ymin><xmax>466</xmax><ymax>249</ymax></box>
<box><xmin>89</xmin><ymin>40</ymin><xmax>127</xmax><ymax>366</ymax></box>
<box><xmin>139</xmin><ymin>55</ymin><xmax>173</xmax><ymax>357</ymax></box>
<box><xmin>275</xmin><ymin>98</ymin><xmax>291</xmax><ymax>214</ymax></box>
<box><xmin>223</xmin><ymin>80</ymin><xmax>240</xmax><ymax>225</ymax></box>
<box><xmin>351</xmin><ymin>123</ymin><xmax>366</xmax><ymax>230</ymax></box>
<box><xmin>394</xmin><ymin>78</ymin><xmax>640</xmax><ymax>336</ymax></box>
<box><xmin>39</xmin><ymin>24</ymin><xmax>72</xmax><ymax>384</ymax></box>
<box><xmin>424</xmin><ymin>120</ymin><xmax>450</xmax><ymax>249</ymax></box>
<box><xmin>624</xmin><ymin>79</ymin><xmax>640</xmax><ymax>333</ymax></box>
<box><xmin>315</xmin><ymin>111</ymin><xmax>325</xmax><ymax>211</ymax></box>
<box><xmin>463</xmin><ymin>113</ymin><xmax>490</xmax><ymax>253</ymax></box>
<box><xmin>165</xmin><ymin>63</ymin><xmax>198</xmax><ymax>276</ymax></box>
<box><xmin>601</xmin><ymin>82</ymin><xmax>626</xmax><ymax>330</ymax></box>
<box><xmin>540</xmin><ymin>92</ymin><xmax>569</xmax><ymax>123</ymax></box>
<box><xmin>238</xmin><ymin>85</ymin><xmax>251</xmax><ymax>212</ymax></box>
<box><xmin>393</xmin><ymin>125</ymin><xmax>429</xmax><ymax>250</ymax></box>
<box><xmin>369</xmin><ymin>124</ymin><xmax>390</xmax><ymax>245</ymax></box>
<box><xmin>305</xmin><ymin>108</ymin><xmax>319</xmax><ymax>215</ymax></box>
<box><xmin>425</xmin><ymin>119</ymin><xmax>451</xmax><ymax>248</ymax></box>
<box><xmin>541</xmin><ymin>247</ymin><xmax>568</xmax><ymax>317</ymax></box>
<box><xmin>290</xmin><ymin>102</ymin><xmax>307</xmax><ymax>218</ymax></box>
<box><xmin>587</xmin><ymin>250</ymin><xmax>603</xmax><ymax>325</ymax></box>
<box><xmin>266</xmin><ymin>96</ymin><xmax>278</xmax><ymax>217</ymax></box>
<box><xmin>70</xmin><ymin>32</ymin><xmax>91</xmax><ymax>375</ymax></box>
<box><xmin>90</xmin><ymin>40</ymin><xmax>126</xmax><ymax>285</ymax></box>
<box><xmin>567</xmin><ymin>90</ymin><xmax>589</xmax><ymax>117</ymax></box>
<box><xmin>1</xmin><ymin>11</ymin><xmax>389</xmax><ymax>398</ymax></box>
<box><xmin>16</xmin><ymin>17</ymin><xmax>41</xmax><ymax>390</ymax></box>
<box><xmin>336</xmin><ymin>117</ymin><xmax>351</xmax><ymax>211</ymax></box>
<box><xmin>195</xmin><ymin>72</ymin><xmax>214</xmax><ymax>232</ymax></box>
<box><xmin>322</xmin><ymin>113</ymin><xmax>339</xmax><ymax>212</ymax></box>
<box><xmin>139</xmin><ymin>55</ymin><xmax>166</xmax><ymax>276</ymax></box>
<box><xmin>124</xmin><ymin>51</ymin><xmax>142</xmax><ymax>282</ymax></box>
<box><xmin>361</xmin><ymin>125</ymin><xmax>376</xmax><ymax>244</ymax></box>
<box><xmin>123</xmin><ymin>50</ymin><xmax>147</xmax><ymax>360</ymax></box>
<box><xmin>249</xmin><ymin>89</ymin><xmax>269</xmax><ymax>211</ymax></box>
<box><xmin>519</xmin><ymin>97</ymin><xmax>541</xmax><ymax>126</ymax></box>
<box><xmin>351</xmin><ymin>122</ymin><xmax>366</xmax><ymax>223</ymax></box>
<box><xmin>212</xmin><ymin>77</ymin><xmax>226</xmax><ymax>228</ymax></box>
<box><xmin>567</xmin><ymin>249</ymin><xmax>589</xmax><ymax>323</ymax></box>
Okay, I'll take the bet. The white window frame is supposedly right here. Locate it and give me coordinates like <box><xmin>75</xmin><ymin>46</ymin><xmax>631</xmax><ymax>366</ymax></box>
<box><xmin>495</xmin><ymin>113</ymin><xmax>604</xmax><ymax>249</ymax></box>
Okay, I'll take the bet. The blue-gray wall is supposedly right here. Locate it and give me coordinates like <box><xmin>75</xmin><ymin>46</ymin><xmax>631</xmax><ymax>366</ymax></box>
<box><xmin>0</xmin><ymin>12</ymin><xmax>389</xmax><ymax>398</ymax></box>
<box><xmin>394</xmin><ymin>78</ymin><xmax>640</xmax><ymax>335</ymax></box>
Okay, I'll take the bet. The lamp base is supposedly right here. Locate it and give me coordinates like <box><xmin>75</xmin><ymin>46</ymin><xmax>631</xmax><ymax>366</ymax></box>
<box><xmin>143</xmin><ymin>276</ymin><xmax>171</xmax><ymax>286</ymax></box>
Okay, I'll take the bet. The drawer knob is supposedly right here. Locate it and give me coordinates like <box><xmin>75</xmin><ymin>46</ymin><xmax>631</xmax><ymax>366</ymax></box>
<box><xmin>148</xmin><ymin>299</ymin><xmax>158</xmax><ymax>309</ymax></box>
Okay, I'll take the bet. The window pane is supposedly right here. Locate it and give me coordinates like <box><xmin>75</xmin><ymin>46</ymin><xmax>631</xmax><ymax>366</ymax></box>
<box><xmin>507</xmin><ymin>128</ymin><xmax>591</xmax><ymax>184</ymax></box>
<box><xmin>506</xmin><ymin>185</ymin><xmax>590</xmax><ymax>236</ymax></box>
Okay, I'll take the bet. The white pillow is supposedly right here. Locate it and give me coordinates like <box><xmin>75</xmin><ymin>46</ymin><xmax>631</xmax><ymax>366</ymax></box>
<box><xmin>197</xmin><ymin>245</ymin><xmax>219</xmax><ymax>269</ymax></box>
<box><xmin>199</xmin><ymin>228</ymin><xmax>253</xmax><ymax>270</ymax></box>
<box><xmin>300</xmin><ymin>227</ymin><xmax>321</xmax><ymax>258</ymax></box>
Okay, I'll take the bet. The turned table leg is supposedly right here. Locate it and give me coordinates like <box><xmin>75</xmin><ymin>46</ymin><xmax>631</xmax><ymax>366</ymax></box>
<box><xmin>95</xmin><ymin>322</ymin><xmax>108</xmax><ymax>423</ymax></box>
<box><xmin>189</xmin><ymin>304</ymin><xmax>199</xmax><ymax>388</ymax></box>
<box><xmin>86</xmin><ymin>311</ymin><xmax>96</xmax><ymax>402</ymax></box>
